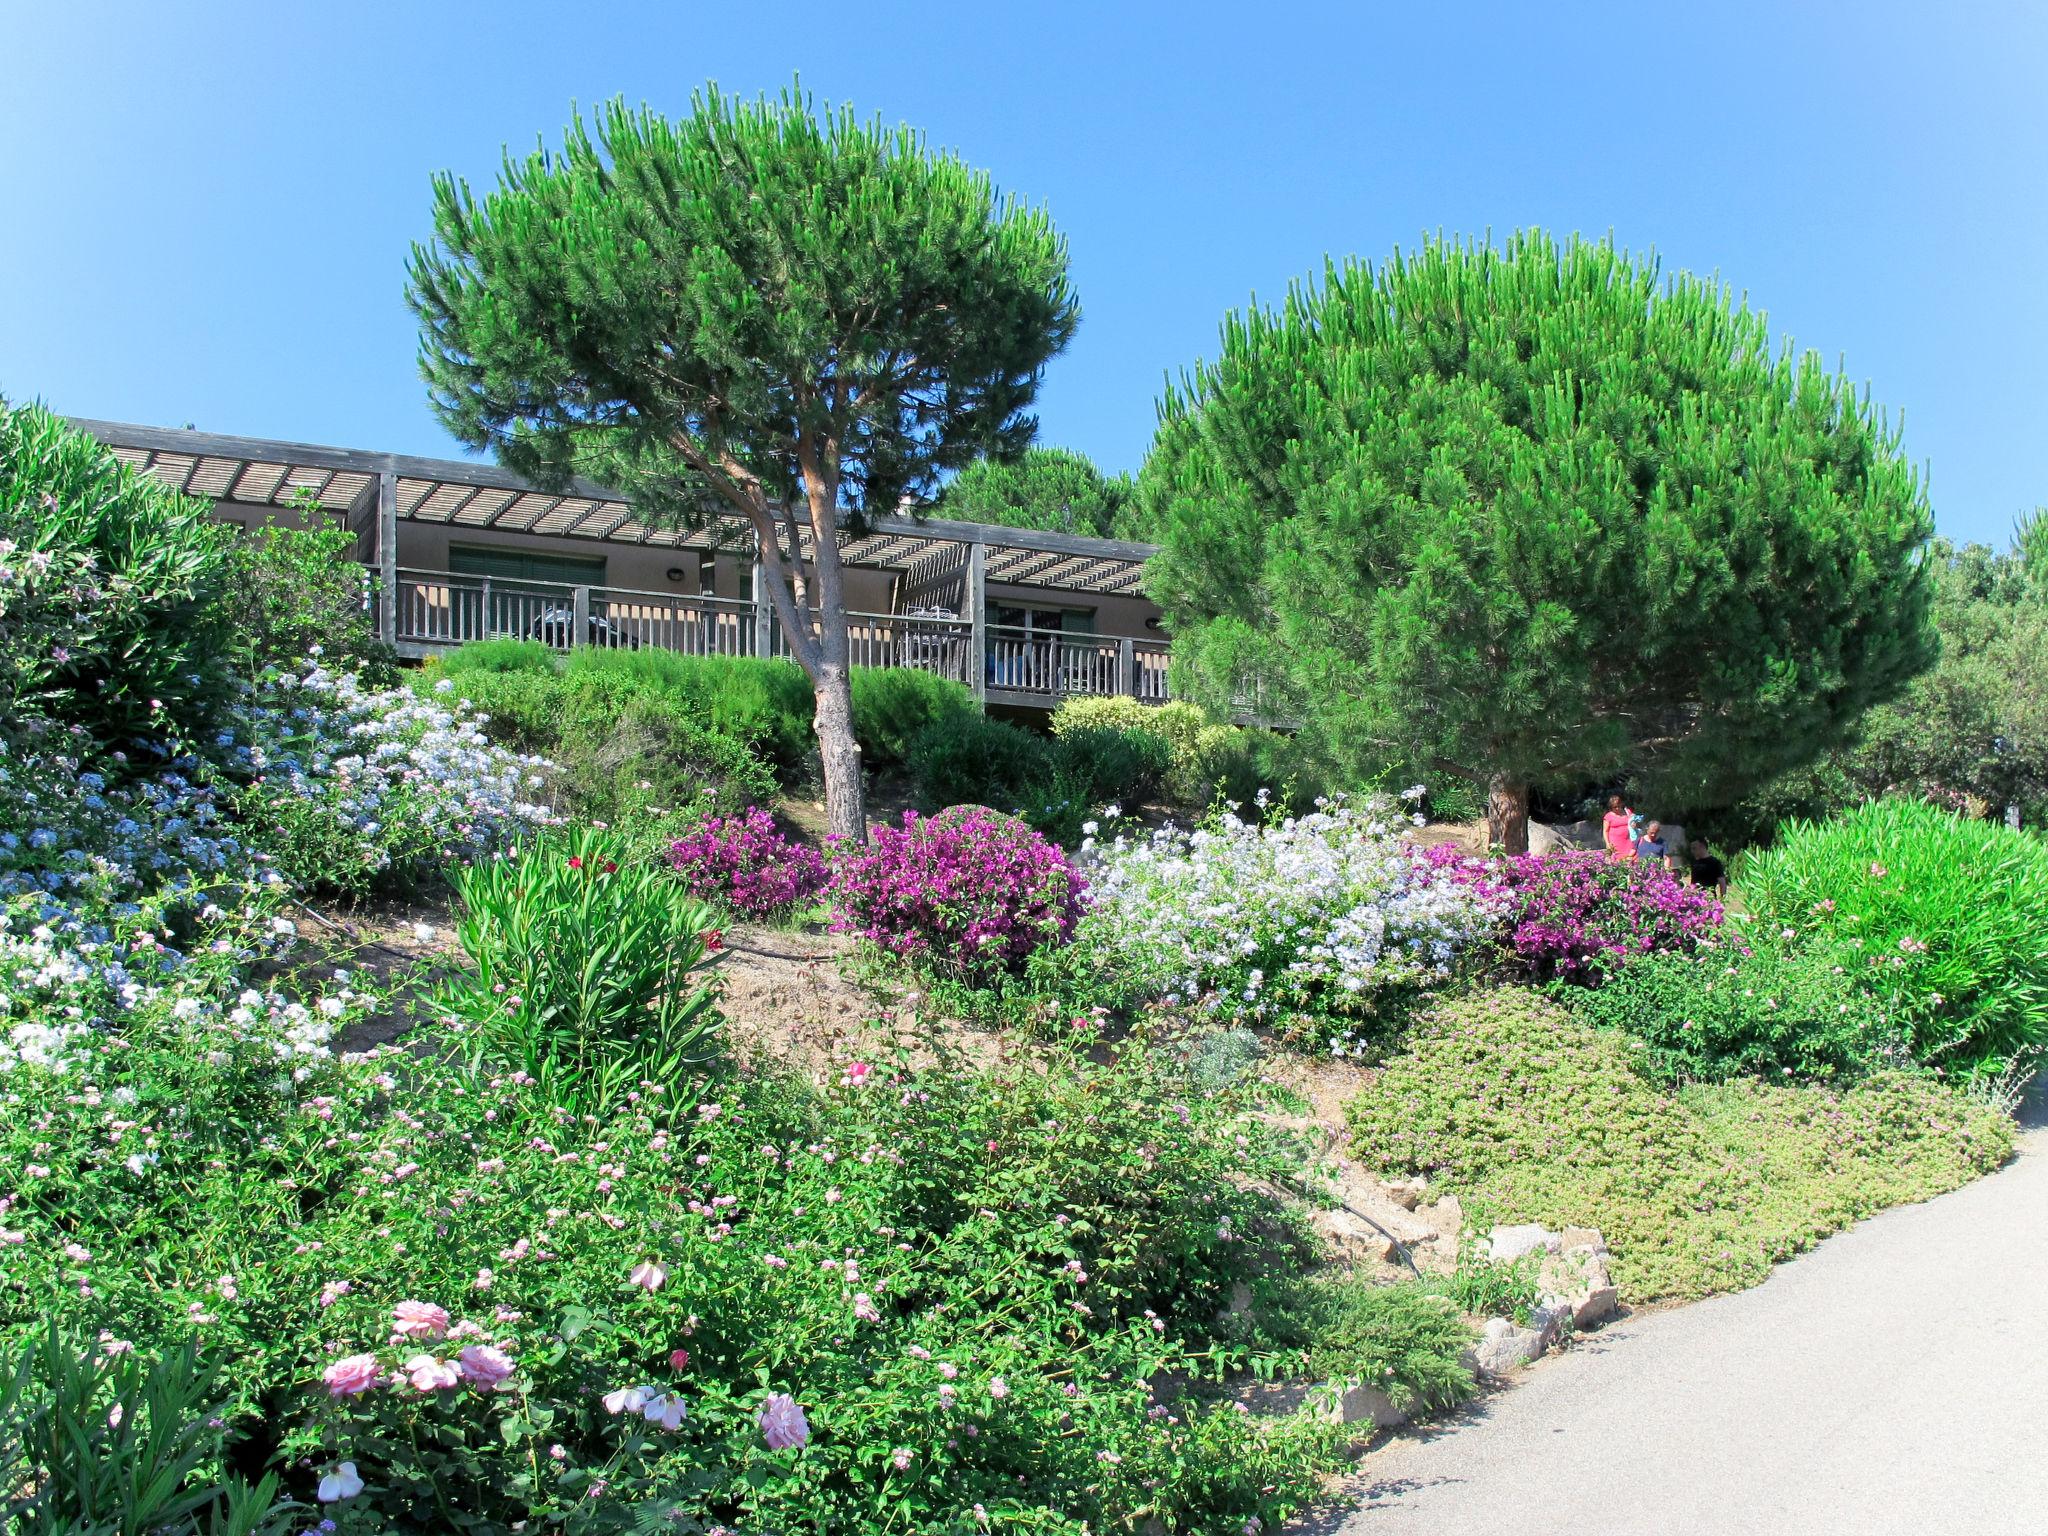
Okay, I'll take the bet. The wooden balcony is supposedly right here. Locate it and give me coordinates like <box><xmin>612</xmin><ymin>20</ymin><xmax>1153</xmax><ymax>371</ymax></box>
<box><xmin>387</xmin><ymin>567</ymin><xmax>1173</xmax><ymax>708</ymax></box>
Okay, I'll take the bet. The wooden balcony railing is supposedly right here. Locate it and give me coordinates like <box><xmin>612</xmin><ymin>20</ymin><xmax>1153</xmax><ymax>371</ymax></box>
<box><xmin>388</xmin><ymin>568</ymin><xmax>1170</xmax><ymax>706</ymax></box>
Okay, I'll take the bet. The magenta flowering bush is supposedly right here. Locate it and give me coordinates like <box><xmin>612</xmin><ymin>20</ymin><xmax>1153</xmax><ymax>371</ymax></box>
<box><xmin>1420</xmin><ymin>844</ymin><xmax>1723</xmax><ymax>982</ymax></box>
<box><xmin>829</xmin><ymin>807</ymin><xmax>1085</xmax><ymax>981</ymax></box>
<box><xmin>669</xmin><ymin>807</ymin><xmax>829</xmax><ymax>919</ymax></box>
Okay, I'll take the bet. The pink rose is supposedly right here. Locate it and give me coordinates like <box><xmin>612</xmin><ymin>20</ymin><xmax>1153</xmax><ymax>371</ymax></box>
<box><xmin>757</xmin><ymin>1391</ymin><xmax>810</xmax><ymax>1450</ymax></box>
<box><xmin>322</xmin><ymin>1352</ymin><xmax>382</xmax><ymax>1397</ymax></box>
<box><xmin>391</xmin><ymin>1299</ymin><xmax>450</xmax><ymax>1339</ymax></box>
<box><xmin>404</xmin><ymin>1353</ymin><xmax>461</xmax><ymax>1391</ymax></box>
<box><xmin>457</xmin><ymin>1344</ymin><xmax>515</xmax><ymax>1388</ymax></box>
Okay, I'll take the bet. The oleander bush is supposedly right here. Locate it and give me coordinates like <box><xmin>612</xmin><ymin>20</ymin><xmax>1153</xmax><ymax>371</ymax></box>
<box><xmin>0</xmin><ymin>399</ymin><xmax>233</xmax><ymax>749</ymax></box>
<box><xmin>1421</xmin><ymin>844</ymin><xmax>1725</xmax><ymax>984</ymax></box>
<box><xmin>438</xmin><ymin>826</ymin><xmax>724</xmax><ymax>1112</ymax></box>
<box><xmin>1080</xmin><ymin>797</ymin><xmax>1501</xmax><ymax>1053</ymax></box>
<box><xmin>668</xmin><ymin>805</ymin><xmax>829</xmax><ymax>920</ymax></box>
<box><xmin>1570</xmin><ymin>929</ymin><xmax>1903</xmax><ymax>1084</ymax></box>
<box><xmin>1346</xmin><ymin>988</ymin><xmax>2013</xmax><ymax>1300</ymax></box>
<box><xmin>830</xmin><ymin>807</ymin><xmax>1085</xmax><ymax>982</ymax></box>
<box><xmin>1736</xmin><ymin>797</ymin><xmax>2048</xmax><ymax>1077</ymax></box>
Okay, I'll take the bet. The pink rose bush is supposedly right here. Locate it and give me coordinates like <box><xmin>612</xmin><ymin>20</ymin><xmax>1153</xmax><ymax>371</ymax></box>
<box><xmin>669</xmin><ymin>807</ymin><xmax>829</xmax><ymax>919</ymax></box>
<box><xmin>828</xmin><ymin>807</ymin><xmax>1085</xmax><ymax>981</ymax></box>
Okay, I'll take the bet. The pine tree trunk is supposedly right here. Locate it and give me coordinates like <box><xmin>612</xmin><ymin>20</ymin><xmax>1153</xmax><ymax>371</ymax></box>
<box><xmin>814</xmin><ymin>663</ymin><xmax>866</xmax><ymax>845</ymax></box>
<box><xmin>1487</xmin><ymin>773</ymin><xmax>1530</xmax><ymax>854</ymax></box>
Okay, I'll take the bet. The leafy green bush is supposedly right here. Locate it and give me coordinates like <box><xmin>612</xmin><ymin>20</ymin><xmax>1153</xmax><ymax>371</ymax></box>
<box><xmin>1737</xmin><ymin>798</ymin><xmax>2048</xmax><ymax>1076</ymax></box>
<box><xmin>1571</xmin><ymin>931</ymin><xmax>1897</xmax><ymax>1083</ymax></box>
<box><xmin>907</xmin><ymin>710</ymin><xmax>1052</xmax><ymax>810</ymax></box>
<box><xmin>1052</xmin><ymin>723</ymin><xmax>1174</xmax><ymax>806</ymax></box>
<box><xmin>1245</xmin><ymin>1279</ymin><xmax>1474</xmax><ymax>1415</ymax></box>
<box><xmin>1346</xmin><ymin>988</ymin><xmax>2012</xmax><ymax>1300</ymax></box>
<box><xmin>429</xmin><ymin>663</ymin><xmax>564</xmax><ymax>753</ymax></box>
<box><xmin>553</xmin><ymin>673</ymin><xmax>780</xmax><ymax>822</ymax></box>
<box><xmin>434</xmin><ymin>637</ymin><xmax>556</xmax><ymax>675</ymax></box>
<box><xmin>0</xmin><ymin>399</ymin><xmax>232</xmax><ymax>748</ymax></box>
<box><xmin>849</xmin><ymin>666</ymin><xmax>976</xmax><ymax>769</ymax></box>
<box><xmin>562</xmin><ymin>646</ymin><xmax>817</xmax><ymax>780</ymax></box>
<box><xmin>439</xmin><ymin>826</ymin><xmax>723</xmax><ymax>1113</ymax></box>
<box><xmin>216</xmin><ymin>502</ymin><xmax>389</xmax><ymax>683</ymax></box>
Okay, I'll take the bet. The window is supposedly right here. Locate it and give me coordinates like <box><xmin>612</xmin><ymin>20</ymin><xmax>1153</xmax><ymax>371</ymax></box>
<box><xmin>448</xmin><ymin>545</ymin><xmax>608</xmax><ymax>588</ymax></box>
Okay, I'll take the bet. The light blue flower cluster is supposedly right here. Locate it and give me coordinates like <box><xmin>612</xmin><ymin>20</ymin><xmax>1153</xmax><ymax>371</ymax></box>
<box><xmin>1079</xmin><ymin>795</ymin><xmax>1502</xmax><ymax>1053</ymax></box>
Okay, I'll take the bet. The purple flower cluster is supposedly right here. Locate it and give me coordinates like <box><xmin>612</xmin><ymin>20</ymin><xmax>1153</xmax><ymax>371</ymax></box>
<box><xmin>669</xmin><ymin>808</ymin><xmax>828</xmax><ymax>919</ymax></box>
<box><xmin>828</xmin><ymin>807</ymin><xmax>1084</xmax><ymax>981</ymax></box>
<box><xmin>1419</xmin><ymin>844</ymin><xmax>1723</xmax><ymax>983</ymax></box>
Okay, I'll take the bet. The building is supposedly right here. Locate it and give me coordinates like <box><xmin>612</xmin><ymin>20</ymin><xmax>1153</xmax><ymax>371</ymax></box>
<box><xmin>73</xmin><ymin>418</ymin><xmax>1171</xmax><ymax>714</ymax></box>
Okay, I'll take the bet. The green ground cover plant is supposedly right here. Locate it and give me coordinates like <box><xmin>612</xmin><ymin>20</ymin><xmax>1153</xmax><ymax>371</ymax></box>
<box><xmin>1345</xmin><ymin>989</ymin><xmax>2012</xmax><ymax>1301</ymax></box>
<box><xmin>1736</xmin><ymin>798</ymin><xmax>2048</xmax><ymax>1077</ymax></box>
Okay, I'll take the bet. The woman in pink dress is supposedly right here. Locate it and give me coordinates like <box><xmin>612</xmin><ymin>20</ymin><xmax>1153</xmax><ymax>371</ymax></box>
<box><xmin>1602</xmin><ymin>793</ymin><xmax>1635</xmax><ymax>861</ymax></box>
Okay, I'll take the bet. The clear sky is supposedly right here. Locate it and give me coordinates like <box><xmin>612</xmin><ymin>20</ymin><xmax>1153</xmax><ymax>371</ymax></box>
<box><xmin>4</xmin><ymin>0</ymin><xmax>2042</xmax><ymax>546</ymax></box>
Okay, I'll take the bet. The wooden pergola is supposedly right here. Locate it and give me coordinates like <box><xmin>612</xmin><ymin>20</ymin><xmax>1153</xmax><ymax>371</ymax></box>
<box><xmin>69</xmin><ymin>419</ymin><xmax>1160</xmax><ymax>649</ymax></box>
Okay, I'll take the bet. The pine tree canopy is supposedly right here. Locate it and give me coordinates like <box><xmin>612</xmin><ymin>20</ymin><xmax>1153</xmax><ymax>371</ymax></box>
<box><xmin>933</xmin><ymin>447</ymin><xmax>1136</xmax><ymax>538</ymax></box>
<box><xmin>1138</xmin><ymin>230</ymin><xmax>1938</xmax><ymax>826</ymax></box>
<box><xmin>404</xmin><ymin>83</ymin><xmax>1077</xmax><ymax>840</ymax></box>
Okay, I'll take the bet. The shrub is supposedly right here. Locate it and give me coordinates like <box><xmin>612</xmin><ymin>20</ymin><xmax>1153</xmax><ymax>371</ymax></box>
<box><xmin>669</xmin><ymin>806</ymin><xmax>829</xmax><ymax>920</ymax></box>
<box><xmin>428</xmin><ymin>663</ymin><xmax>564</xmax><ymax>754</ymax></box>
<box><xmin>1245</xmin><ymin>1278</ymin><xmax>1475</xmax><ymax>1415</ymax></box>
<box><xmin>1422</xmin><ymin>845</ymin><xmax>1724</xmax><ymax>983</ymax></box>
<box><xmin>1571</xmin><ymin>931</ymin><xmax>1901</xmax><ymax>1084</ymax></box>
<box><xmin>562</xmin><ymin>646</ymin><xmax>816</xmax><ymax>781</ymax></box>
<box><xmin>0</xmin><ymin>399</ymin><xmax>232</xmax><ymax>749</ymax></box>
<box><xmin>433</xmin><ymin>637</ymin><xmax>557</xmax><ymax>676</ymax></box>
<box><xmin>906</xmin><ymin>711</ymin><xmax>1052</xmax><ymax>811</ymax></box>
<box><xmin>551</xmin><ymin>673</ymin><xmax>781</xmax><ymax>834</ymax></box>
<box><xmin>1081</xmin><ymin>797</ymin><xmax>1501</xmax><ymax>1052</ymax></box>
<box><xmin>1052</xmin><ymin>724</ymin><xmax>1174</xmax><ymax>807</ymax></box>
<box><xmin>830</xmin><ymin>807</ymin><xmax>1084</xmax><ymax>982</ymax></box>
<box><xmin>1346</xmin><ymin>988</ymin><xmax>2013</xmax><ymax>1300</ymax></box>
<box><xmin>1736</xmin><ymin>798</ymin><xmax>2048</xmax><ymax>1077</ymax></box>
<box><xmin>849</xmin><ymin>667</ymin><xmax>976</xmax><ymax>769</ymax></box>
<box><xmin>231</xmin><ymin>667</ymin><xmax>557</xmax><ymax>896</ymax></box>
<box><xmin>215</xmin><ymin>501</ymin><xmax>388</xmax><ymax>683</ymax></box>
<box><xmin>439</xmin><ymin>826</ymin><xmax>723</xmax><ymax>1112</ymax></box>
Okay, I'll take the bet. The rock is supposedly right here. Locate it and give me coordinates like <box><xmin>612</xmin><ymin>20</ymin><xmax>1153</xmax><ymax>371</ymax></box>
<box><xmin>1312</xmin><ymin>1207</ymin><xmax>1403</xmax><ymax>1266</ymax></box>
<box><xmin>1336</xmin><ymin>1383</ymin><xmax>1410</xmax><ymax>1429</ymax></box>
<box><xmin>1560</xmin><ymin>1226</ymin><xmax>1608</xmax><ymax>1254</ymax></box>
<box><xmin>1425</xmin><ymin>1193</ymin><xmax>1465</xmax><ymax>1237</ymax></box>
<box><xmin>1538</xmin><ymin>1240</ymin><xmax>1620</xmax><ymax>1329</ymax></box>
<box><xmin>1469</xmin><ymin>1315</ymin><xmax>1548</xmax><ymax>1375</ymax></box>
<box><xmin>1226</xmin><ymin>1282</ymin><xmax>1255</xmax><ymax>1317</ymax></box>
<box><xmin>1382</xmin><ymin>1175</ymin><xmax>1428</xmax><ymax>1211</ymax></box>
<box><xmin>1488</xmin><ymin>1223</ymin><xmax>1562</xmax><ymax>1264</ymax></box>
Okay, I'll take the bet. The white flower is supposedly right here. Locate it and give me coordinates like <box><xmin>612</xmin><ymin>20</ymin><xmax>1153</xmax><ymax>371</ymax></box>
<box><xmin>317</xmin><ymin>1462</ymin><xmax>365</xmax><ymax>1501</ymax></box>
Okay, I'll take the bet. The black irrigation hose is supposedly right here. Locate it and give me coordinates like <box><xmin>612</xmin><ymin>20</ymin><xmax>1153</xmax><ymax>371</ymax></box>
<box><xmin>1336</xmin><ymin>1199</ymin><xmax>1423</xmax><ymax>1277</ymax></box>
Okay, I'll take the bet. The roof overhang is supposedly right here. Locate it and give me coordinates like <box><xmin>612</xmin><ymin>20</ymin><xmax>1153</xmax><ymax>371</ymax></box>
<box><xmin>67</xmin><ymin>418</ymin><xmax>1158</xmax><ymax>598</ymax></box>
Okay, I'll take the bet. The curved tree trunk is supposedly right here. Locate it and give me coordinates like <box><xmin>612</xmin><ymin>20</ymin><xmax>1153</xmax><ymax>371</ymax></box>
<box><xmin>1487</xmin><ymin>773</ymin><xmax>1531</xmax><ymax>854</ymax></box>
<box><xmin>814</xmin><ymin>662</ymin><xmax>866</xmax><ymax>846</ymax></box>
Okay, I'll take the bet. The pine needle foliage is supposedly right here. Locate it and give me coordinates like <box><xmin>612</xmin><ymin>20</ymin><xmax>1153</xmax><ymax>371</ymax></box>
<box><xmin>1139</xmin><ymin>231</ymin><xmax>1936</xmax><ymax>844</ymax></box>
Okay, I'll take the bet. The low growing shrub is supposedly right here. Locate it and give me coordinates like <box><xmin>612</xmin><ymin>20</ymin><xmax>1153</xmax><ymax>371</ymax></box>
<box><xmin>830</xmin><ymin>807</ymin><xmax>1084</xmax><ymax>982</ymax></box>
<box><xmin>439</xmin><ymin>826</ymin><xmax>723</xmax><ymax>1111</ymax></box>
<box><xmin>907</xmin><ymin>711</ymin><xmax>1052</xmax><ymax>811</ymax></box>
<box><xmin>1737</xmin><ymin>797</ymin><xmax>2048</xmax><ymax>1077</ymax></box>
<box><xmin>1052</xmin><ymin>724</ymin><xmax>1173</xmax><ymax>807</ymax></box>
<box><xmin>1346</xmin><ymin>988</ymin><xmax>2013</xmax><ymax>1301</ymax></box>
<box><xmin>669</xmin><ymin>806</ymin><xmax>828</xmax><ymax>920</ymax></box>
<box><xmin>1571</xmin><ymin>930</ymin><xmax>1901</xmax><ymax>1084</ymax></box>
<box><xmin>1422</xmin><ymin>845</ymin><xmax>1724</xmax><ymax>983</ymax></box>
<box><xmin>849</xmin><ymin>667</ymin><xmax>977</xmax><ymax>770</ymax></box>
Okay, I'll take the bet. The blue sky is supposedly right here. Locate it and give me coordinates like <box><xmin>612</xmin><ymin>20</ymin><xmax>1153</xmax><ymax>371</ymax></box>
<box><xmin>4</xmin><ymin>0</ymin><xmax>2042</xmax><ymax>546</ymax></box>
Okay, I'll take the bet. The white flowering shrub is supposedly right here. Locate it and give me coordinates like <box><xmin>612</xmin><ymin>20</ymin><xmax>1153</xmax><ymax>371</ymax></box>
<box><xmin>1079</xmin><ymin>794</ymin><xmax>1502</xmax><ymax>1051</ymax></box>
<box><xmin>230</xmin><ymin>663</ymin><xmax>557</xmax><ymax>894</ymax></box>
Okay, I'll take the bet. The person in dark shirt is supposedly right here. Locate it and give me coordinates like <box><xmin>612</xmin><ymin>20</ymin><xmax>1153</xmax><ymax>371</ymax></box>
<box><xmin>1688</xmin><ymin>838</ymin><xmax>1727</xmax><ymax>893</ymax></box>
<box><xmin>1634</xmin><ymin>819</ymin><xmax>1672</xmax><ymax>871</ymax></box>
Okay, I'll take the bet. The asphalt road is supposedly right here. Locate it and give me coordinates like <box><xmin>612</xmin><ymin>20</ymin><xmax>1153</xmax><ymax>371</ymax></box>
<box><xmin>1322</xmin><ymin>1099</ymin><xmax>2048</xmax><ymax>1536</ymax></box>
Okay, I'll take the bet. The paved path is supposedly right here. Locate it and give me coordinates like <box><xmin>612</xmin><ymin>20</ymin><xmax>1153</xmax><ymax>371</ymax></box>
<box><xmin>1323</xmin><ymin>1105</ymin><xmax>2048</xmax><ymax>1536</ymax></box>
